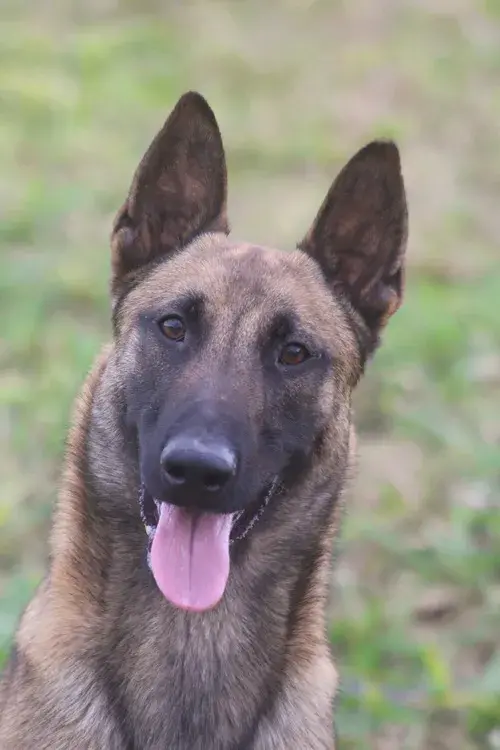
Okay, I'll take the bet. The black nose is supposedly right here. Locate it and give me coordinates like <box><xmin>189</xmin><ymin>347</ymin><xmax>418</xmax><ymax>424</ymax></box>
<box><xmin>160</xmin><ymin>436</ymin><xmax>237</xmax><ymax>493</ymax></box>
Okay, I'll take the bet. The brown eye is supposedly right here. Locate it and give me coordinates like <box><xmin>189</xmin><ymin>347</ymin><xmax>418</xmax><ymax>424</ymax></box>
<box><xmin>278</xmin><ymin>342</ymin><xmax>310</xmax><ymax>366</ymax></box>
<box><xmin>160</xmin><ymin>315</ymin><xmax>186</xmax><ymax>342</ymax></box>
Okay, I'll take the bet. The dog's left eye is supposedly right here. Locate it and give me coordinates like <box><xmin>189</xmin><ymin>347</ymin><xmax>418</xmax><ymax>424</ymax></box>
<box><xmin>278</xmin><ymin>342</ymin><xmax>310</xmax><ymax>366</ymax></box>
<box><xmin>159</xmin><ymin>315</ymin><xmax>186</xmax><ymax>342</ymax></box>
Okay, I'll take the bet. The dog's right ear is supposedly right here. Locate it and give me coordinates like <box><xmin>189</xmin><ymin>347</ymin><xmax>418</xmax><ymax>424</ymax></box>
<box><xmin>110</xmin><ymin>91</ymin><xmax>228</xmax><ymax>296</ymax></box>
<box><xmin>299</xmin><ymin>141</ymin><xmax>407</xmax><ymax>352</ymax></box>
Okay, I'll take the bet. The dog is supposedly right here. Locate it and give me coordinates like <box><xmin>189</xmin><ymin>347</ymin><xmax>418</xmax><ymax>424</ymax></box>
<box><xmin>0</xmin><ymin>91</ymin><xmax>408</xmax><ymax>749</ymax></box>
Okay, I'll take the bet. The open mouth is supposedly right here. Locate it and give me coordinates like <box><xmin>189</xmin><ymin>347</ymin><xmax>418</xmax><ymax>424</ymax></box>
<box><xmin>139</xmin><ymin>479</ymin><xmax>279</xmax><ymax>612</ymax></box>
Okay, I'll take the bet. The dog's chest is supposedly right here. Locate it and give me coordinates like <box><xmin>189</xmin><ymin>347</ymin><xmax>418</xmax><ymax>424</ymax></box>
<box><xmin>116</xmin><ymin>612</ymin><xmax>281</xmax><ymax>750</ymax></box>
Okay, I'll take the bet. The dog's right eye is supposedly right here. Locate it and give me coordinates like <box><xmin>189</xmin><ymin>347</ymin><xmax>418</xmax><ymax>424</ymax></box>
<box><xmin>159</xmin><ymin>315</ymin><xmax>186</xmax><ymax>342</ymax></box>
<box><xmin>278</xmin><ymin>342</ymin><xmax>310</xmax><ymax>366</ymax></box>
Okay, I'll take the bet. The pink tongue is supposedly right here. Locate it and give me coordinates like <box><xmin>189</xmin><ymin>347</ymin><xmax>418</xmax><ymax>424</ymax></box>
<box><xmin>150</xmin><ymin>504</ymin><xmax>233</xmax><ymax>612</ymax></box>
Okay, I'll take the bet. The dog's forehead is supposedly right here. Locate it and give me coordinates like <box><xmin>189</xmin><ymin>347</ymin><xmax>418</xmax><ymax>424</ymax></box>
<box><xmin>135</xmin><ymin>234</ymin><xmax>334</xmax><ymax>311</ymax></box>
<box><xmin>120</xmin><ymin>232</ymin><xmax>361</xmax><ymax>396</ymax></box>
<box><xmin>124</xmin><ymin>234</ymin><xmax>355</xmax><ymax>352</ymax></box>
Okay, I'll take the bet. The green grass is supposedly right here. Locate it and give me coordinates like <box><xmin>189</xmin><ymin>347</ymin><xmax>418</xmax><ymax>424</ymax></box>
<box><xmin>1</xmin><ymin>2</ymin><xmax>499</xmax><ymax>748</ymax></box>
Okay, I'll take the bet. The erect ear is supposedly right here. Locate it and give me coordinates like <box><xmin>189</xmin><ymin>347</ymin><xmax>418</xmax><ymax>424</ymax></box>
<box><xmin>299</xmin><ymin>141</ymin><xmax>408</xmax><ymax>348</ymax></box>
<box><xmin>110</xmin><ymin>91</ymin><xmax>228</xmax><ymax>296</ymax></box>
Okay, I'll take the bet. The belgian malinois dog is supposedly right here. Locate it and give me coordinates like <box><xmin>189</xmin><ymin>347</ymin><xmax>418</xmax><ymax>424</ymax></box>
<box><xmin>0</xmin><ymin>92</ymin><xmax>408</xmax><ymax>749</ymax></box>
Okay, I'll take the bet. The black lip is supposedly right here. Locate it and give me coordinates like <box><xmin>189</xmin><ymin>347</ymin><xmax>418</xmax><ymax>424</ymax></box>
<box><xmin>229</xmin><ymin>480</ymin><xmax>278</xmax><ymax>542</ymax></box>
<box><xmin>139</xmin><ymin>485</ymin><xmax>159</xmax><ymax>530</ymax></box>
<box><xmin>139</xmin><ymin>480</ymin><xmax>279</xmax><ymax>545</ymax></box>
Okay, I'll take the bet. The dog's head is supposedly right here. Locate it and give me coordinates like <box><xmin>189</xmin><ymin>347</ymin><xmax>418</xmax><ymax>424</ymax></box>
<box><xmin>110</xmin><ymin>92</ymin><xmax>407</xmax><ymax>612</ymax></box>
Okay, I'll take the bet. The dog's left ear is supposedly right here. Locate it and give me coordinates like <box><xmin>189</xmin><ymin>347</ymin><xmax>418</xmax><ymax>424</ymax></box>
<box><xmin>299</xmin><ymin>141</ymin><xmax>408</xmax><ymax>345</ymax></box>
<box><xmin>111</xmin><ymin>91</ymin><xmax>228</xmax><ymax>296</ymax></box>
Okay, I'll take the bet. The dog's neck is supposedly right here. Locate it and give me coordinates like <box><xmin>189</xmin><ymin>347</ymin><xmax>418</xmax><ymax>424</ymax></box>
<box><xmin>35</xmin><ymin>349</ymin><xmax>339</xmax><ymax>747</ymax></box>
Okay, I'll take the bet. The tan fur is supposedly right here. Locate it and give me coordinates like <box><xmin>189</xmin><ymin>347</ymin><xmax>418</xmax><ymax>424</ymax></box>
<box><xmin>0</xmin><ymin>91</ymin><xmax>407</xmax><ymax>749</ymax></box>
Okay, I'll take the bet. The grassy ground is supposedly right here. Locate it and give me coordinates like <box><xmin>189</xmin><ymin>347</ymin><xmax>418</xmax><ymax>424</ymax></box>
<box><xmin>1</xmin><ymin>1</ymin><xmax>499</xmax><ymax>747</ymax></box>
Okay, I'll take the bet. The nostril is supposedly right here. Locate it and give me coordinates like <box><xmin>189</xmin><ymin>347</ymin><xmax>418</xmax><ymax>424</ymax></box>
<box><xmin>165</xmin><ymin>463</ymin><xmax>186</xmax><ymax>484</ymax></box>
<box><xmin>203</xmin><ymin>471</ymin><xmax>225</xmax><ymax>492</ymax></box>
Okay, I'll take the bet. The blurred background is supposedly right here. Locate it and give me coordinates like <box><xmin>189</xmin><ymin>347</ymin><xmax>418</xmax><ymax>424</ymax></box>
<box><xmin>1</xmin><ymin>1</ymin><xmax>499</xmax><ymax>748</ymax></box>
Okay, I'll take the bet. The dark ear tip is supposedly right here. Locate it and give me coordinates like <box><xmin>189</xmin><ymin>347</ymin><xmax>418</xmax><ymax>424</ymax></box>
<box><xmin>173</xmin><ymin>90</ymin><xmax>218</xmax><ymax>126</ymax></box>
<box><xmin>358</xmin><ymin>139</ymin><xmax>402</xmax><ymax>169</ymax></box>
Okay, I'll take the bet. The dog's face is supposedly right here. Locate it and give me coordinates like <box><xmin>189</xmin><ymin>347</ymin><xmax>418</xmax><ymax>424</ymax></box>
<box><xmin>110</xmin><ymin>92</ymin><xmax>407</xmax><ymax>612</ymax></box>
<box><xmin>121</xmin><ymin>240</ymin><xmax>354</xmax><ymax>517</ymax></box>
